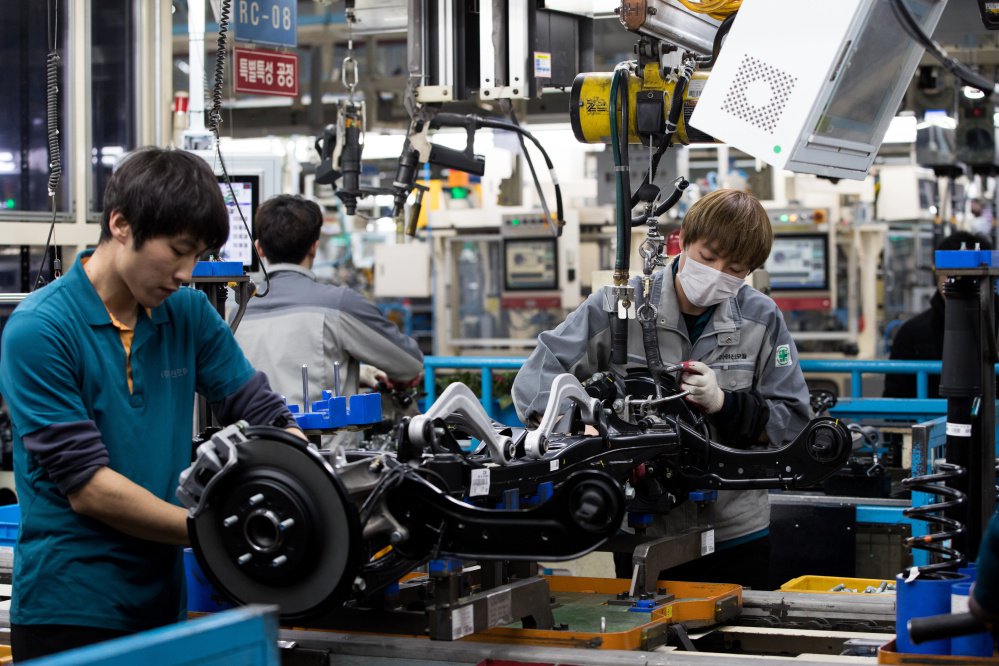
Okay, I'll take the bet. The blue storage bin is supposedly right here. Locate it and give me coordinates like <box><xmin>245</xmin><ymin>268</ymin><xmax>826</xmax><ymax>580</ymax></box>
<box><xmin>896</xmin><ymin>571</ymin><xmax>969</xmax><ymax>655</ymax></box>
<box><xmin>0</xmin><ymin>504</ymin><xmax>20</xmax><ymax>547</ymax></box>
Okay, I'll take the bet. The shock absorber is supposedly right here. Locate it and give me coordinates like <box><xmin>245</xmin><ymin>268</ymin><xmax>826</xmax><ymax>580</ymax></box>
<box><xmin>938</xmin><ymin>270</ymin><xmax>986</xmax><ymax>557</ymax></box>
<box><xmin>902</xmin><ymin>461</ymin><xmax>967</xmax><ymax>573</ymax></box>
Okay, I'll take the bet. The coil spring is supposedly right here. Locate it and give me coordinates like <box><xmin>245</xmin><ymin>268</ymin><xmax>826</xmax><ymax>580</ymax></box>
<box><xmin>901</xmin><ymin>461</ymin><xmax>967</xmax><ymax>574</ymax></box>
<box><xmin>208</xmin><ymin>0</ymin><xmax>231</xmax><ymax>137</ymax></box>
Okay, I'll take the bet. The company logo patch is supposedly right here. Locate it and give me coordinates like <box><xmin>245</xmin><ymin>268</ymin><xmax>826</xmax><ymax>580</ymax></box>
<box><xmin>775</xmin><ymin>344</ymin><xmax>792</xmax><ymax>368</ymax></box>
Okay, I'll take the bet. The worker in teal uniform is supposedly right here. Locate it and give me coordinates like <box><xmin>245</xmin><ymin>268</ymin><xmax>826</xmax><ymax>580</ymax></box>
<box><xmin>0</xmin><ymin>147</ymin><xmax>305</xmax><ymax>660</ymax></box>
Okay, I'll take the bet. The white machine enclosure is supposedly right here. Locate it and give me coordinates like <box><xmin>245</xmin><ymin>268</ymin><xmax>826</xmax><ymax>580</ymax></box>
<box><xmin>690</xmin><ymin>0</ymin><xmax>948</xmax><ymax>181</ymax></box>
<box><xmin>429</xmin><ymin>206</ymin><xmax>581</xmax><ymax>310</ymax></box>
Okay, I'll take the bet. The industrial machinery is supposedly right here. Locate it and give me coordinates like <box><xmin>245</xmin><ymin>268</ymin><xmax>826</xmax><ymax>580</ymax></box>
<box><xmin>429</xmin><ymin>206</ymin><xmax>581</xmax><ymax>355</ymax></box>
<box><xmin>314</xmin><ymin>101</ymin><xmax>369</xmax><ymax>217</ymax></box>
<box><xmin>179</xmin><ymin>369</ymin><xmax>850</xmax><ymax>632</ymax></box>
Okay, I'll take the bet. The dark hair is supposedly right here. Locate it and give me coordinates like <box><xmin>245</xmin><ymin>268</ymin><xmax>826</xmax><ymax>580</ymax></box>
<box><xmin>100</xmin><ymin>147</ymin><xmax>229</xmax><ymax>251</ymax></box>
<box><xmin>936</xmin><ymin>230</ymin><xmax>992</xmax><ymax>252</ymax></box>
<box><xmin>681</xmin><ymin>189</ymin><xmax>773</xmax><ymax>269</ymax></box>
<box><xmin>255</xmin><ymin>195</ymin><xmax>323</xmax><ymax>264</ymax></box>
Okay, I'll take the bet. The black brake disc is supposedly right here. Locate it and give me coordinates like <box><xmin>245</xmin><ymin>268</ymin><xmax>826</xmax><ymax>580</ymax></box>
<box><xmin>188</xmin><ymin>433</ymin><xmax>361</xmax><ymax>620</ymax></box>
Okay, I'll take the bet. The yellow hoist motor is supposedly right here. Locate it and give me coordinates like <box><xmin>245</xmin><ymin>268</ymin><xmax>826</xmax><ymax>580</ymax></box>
<box><xmin>569</xmin><ymin>63</ymin><xmax>716</xmax><ymax>146</ymax></box>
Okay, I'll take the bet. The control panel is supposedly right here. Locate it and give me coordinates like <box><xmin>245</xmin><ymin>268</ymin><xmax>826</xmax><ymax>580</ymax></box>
<box><xmin>766</xmin><ymin>207</ymin><xmax>827</xmax><ymax>228</ymax></box>
<box><xmin>500</xmin><ymin>212</ymin><xmax>559</xmax><ymax>237</ymax></box>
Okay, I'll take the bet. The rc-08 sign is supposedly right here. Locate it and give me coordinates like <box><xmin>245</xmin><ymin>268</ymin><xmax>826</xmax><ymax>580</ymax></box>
<box><xmin>234</xmin><ymin>0</ymin><xmax>296</xmax><ymax>48</ymax></box>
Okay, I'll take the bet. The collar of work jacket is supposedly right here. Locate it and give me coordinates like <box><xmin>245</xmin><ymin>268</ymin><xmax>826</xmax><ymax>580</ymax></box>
<box><xmin>650</xmin><ymin>261</ymin><xmax>743</xmax><ymax>344</ymax></box>
<box><xmin>73</xmin><ymin>249</ymin><xmax>170</xmax><ymax>329</ymax></box>
<box><xmin>265</xmin><ymin>262</ymin><xmax>317</xmax><ymax>280</ymax></box>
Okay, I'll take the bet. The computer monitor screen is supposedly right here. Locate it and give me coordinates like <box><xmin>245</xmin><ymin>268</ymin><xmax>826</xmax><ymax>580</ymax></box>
<box><xmin>503</xmin><ymin>238</ymin><xmax>558</xmax><ymax>291</ymax></box>
<box><xmin>764</xmin><ymin>234</ymin><xmax>828</xmax><ymax>291</ymax></box>
<box><xmin>217</xmin><ymin>175</ymin><xmax>259</xmax><ymax>271</ymax></box>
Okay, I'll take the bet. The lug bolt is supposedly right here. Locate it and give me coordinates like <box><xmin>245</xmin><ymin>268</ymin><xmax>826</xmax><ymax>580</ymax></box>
<box><xmin>238</xmin><ymin>553</ymin><xmax>252</xmax><ymax>565</ymax></box>
<box><xmin>271</xmin><ymin>555</ymin><xmax>288</xmax><ymax>567</ymax></box>
<box><xmin>248</xmin><ymin>493</ymin><xmax>264</xmax><ymax>506</ymax></box>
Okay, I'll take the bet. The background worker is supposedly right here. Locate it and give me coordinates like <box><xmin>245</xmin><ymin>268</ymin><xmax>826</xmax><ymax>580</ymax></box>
<box><xmin>883</xmin><ymin>230</ymin><xmax>993</xmax><ymax>398</ymax></box>
<box><xmin>0</xmin><ymin>147</ymin><xmax>304</xmax><ymax>660</ymax></box>
<box><xmin>512</xmin><ymin>189</ymin><xmax>810</xmax><ymax>590</ymax></box>
<box><xmin>234</xmin><ymin>195</ymin><xmax>424</xmax><ymax>445</ymax></box>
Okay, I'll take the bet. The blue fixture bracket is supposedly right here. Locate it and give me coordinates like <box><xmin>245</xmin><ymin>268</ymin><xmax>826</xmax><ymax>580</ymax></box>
<box><xmin>289</xmin><ymin>391</ymin><xmax>382</xmax><ymax>430</ymax></box>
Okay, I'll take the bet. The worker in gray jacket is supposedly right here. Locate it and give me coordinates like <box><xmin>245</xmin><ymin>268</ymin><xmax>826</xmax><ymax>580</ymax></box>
<box><xmin>512</xmin><ymin>189</ymin><xmax>809</xmax><ymax>590</ymax></box>
<box><xmin>233</xmin><ymin>195</ymin><xmax>424</xmax><ymax>441</ymax></box>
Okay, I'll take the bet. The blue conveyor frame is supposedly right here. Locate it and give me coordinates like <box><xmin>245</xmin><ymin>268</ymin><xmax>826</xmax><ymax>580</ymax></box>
<box><xmin>25</xmin><ymin>605</ymin><xmax>280</xmax><ymax>666</ymax></box>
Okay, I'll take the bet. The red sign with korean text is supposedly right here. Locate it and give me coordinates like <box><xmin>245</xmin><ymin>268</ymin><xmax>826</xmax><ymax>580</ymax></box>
<box><xmin>234</xmin><ymin>47</ymin><xmax>298</xmax><ymax>97</ymax></box>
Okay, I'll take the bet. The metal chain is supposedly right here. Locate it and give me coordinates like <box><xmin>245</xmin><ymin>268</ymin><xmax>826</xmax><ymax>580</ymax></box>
<box><xmin>342</xmin><ymin>5</ymin><xmax>358</xmax><ymax>103</ymax></box>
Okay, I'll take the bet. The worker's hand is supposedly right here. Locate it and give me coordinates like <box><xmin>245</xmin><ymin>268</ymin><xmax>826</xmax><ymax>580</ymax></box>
<box><xmin>359</xmin><ymin>364</ymin><xmax>388</xmax><ymax>389</ymax></box>
<box><xmin>680</xmin><ymin>361</ymin><xmax>726</xmax><ymax>414</ymax></box>
<box><xmin>384</xmin><ymin>373</ymin><xmax>423</xmax><ymax>390</ymax></box>
<box><xmin>285</xmin><ymin>426</ymin><xmax>309</xmax><ymax>442</ymax></box>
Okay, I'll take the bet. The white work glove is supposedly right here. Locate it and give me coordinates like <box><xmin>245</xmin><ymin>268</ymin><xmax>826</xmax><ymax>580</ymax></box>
<box><xmin>359</xmin><ymin>364</ymin><xmax>388</xmax><ymax>389</ymax></box>
<box><xmin>680</xmin><ymin>360</ymin><xmax>726</xmax><ymax>415</ymax></box>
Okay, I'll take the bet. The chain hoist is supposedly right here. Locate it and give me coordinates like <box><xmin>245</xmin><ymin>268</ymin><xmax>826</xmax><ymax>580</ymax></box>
<box><xmin>341</xmin><ymin>2</ymin><xmax>358</xmax><ymax>105</ymax></box>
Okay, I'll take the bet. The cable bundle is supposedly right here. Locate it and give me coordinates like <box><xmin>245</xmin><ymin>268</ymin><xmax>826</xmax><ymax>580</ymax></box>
<box><xmin>675</xmin><ymin>0</ymin><xmax>741</xmax><ymax>20</ymax></box>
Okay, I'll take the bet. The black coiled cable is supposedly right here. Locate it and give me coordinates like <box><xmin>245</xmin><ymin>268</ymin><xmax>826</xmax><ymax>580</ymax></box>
<box><xmin>208</xmin><ymin>0</ymin><xmax>231</xmax><ymax>138</ymax></box>
<box><xmin>34</xmin><ymin>0</ymin><xmax>62</xmax><ymax>290</ymax></box>
<box><xmin>46</xmin><ymin>51</ymin><xmax>61</xmax><ymax>196</ymax></box>
<box><xmin>902</xmin><ymin>461</ymin><xmax>967</xmax><ymax>574</ymax></box>
<box><xmin>208</xmin><ymin>0</ymin><xmax>270</xmax><ymax>295</ymax></box>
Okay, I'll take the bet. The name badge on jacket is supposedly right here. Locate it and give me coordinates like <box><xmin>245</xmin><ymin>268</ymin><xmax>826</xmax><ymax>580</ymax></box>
<box><xmin>718</xmin><ymin>332</ymin><xmax>740</xmax><ymax>346</ymax></box>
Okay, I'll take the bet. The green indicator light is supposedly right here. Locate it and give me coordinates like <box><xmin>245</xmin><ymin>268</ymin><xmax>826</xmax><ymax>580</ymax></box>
<box><xmin>5</xmin><ymin>199</ymin><xmax>13</xmax><ymax>208</ymax></box>
<box><xmin>779</xmin><ymin>214</ymin><xmax>789</xmax><ymax>222</ymax></box>
<box><xmin>511</xmin><ymin>218</ymin><xmax>520</xmax><ymax>225</ymax></box>
<box><xmin>773</xmin><ymin>145</ymin><xmax>782</xmax><ymax>154</ymax></box>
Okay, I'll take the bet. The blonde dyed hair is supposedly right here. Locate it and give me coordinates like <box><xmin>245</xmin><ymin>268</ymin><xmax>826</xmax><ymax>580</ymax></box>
<box><xmin>681</xmin><ymin>189</ymin><xmax>773</xmax><ymax>269</ymax></box>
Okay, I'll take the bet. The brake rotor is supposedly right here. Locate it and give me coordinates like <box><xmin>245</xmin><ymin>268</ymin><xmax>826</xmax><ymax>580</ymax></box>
<box><xmin>189</xmin><ymin>433</ymin><xmax>361</xmax><ymax>620</ymax></box>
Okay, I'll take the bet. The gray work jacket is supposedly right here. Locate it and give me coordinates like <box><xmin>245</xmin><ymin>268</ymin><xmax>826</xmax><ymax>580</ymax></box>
<box><xmin>512</xmin><ymin>264</ymin><xmax>810</xmax><ymax>543</ymax></box>
<box><xmin>232</xmin><ymin>264</ymin><xmax>424</xmax><ymax>412</ymax></box>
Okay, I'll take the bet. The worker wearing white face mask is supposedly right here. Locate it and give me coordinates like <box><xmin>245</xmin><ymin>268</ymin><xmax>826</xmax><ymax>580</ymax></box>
<box><xmin>513</xmin><ymin>189</ymin><xmax>810</xmax><ymax>591</ymax></box>
<box><xmin>677</xmin><ymin>252</ymin><xmax>748</xmax><ymax>308</ymax></box>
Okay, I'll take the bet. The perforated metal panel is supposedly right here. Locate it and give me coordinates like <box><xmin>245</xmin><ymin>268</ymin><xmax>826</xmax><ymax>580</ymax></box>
<box><xmin>720</xmin><ymin>54</ymin><xmax>797</xmax><ymax>135</ymax></box>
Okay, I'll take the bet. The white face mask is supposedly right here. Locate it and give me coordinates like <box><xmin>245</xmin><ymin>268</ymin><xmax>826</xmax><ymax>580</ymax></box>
<box><xmin>677</xmin><ymin>253</ymin><xmax>746</xmax><ymax>307</ymax></box>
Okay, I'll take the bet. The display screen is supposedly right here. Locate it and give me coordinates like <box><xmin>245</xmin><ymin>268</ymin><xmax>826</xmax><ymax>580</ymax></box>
<box><xmin>503</xmin><ymin>238</ymin><xmax>558</xmax><ymax>291</ymax></box>
<box><xmin>765</xmin><ymin>234</ymin><xmax>828</xmax><ymax>291</ymax></box>
<box><xmin>217</xmin><ymin>175</ymin><xmax>259</xmax><ymax>270</ymax></box>
<box><xmin>813</xmin><ymin>0</ymin><xmax>935</xmax><ymax>147</ymax></box>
